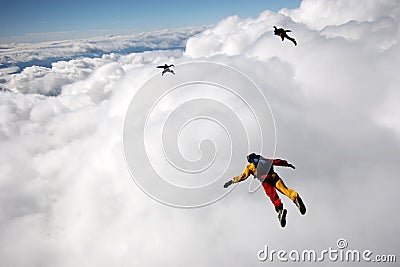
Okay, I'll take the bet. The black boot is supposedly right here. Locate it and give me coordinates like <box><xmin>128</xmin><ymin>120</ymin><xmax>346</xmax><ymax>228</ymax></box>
<box><xmin>277</xmin><ymin>208</ymin><xmax>287</xmax><ymax>227</ymax></box>
<box><xmin>294</xmin><ymin>195</ymin><xmax>306</xmax><ymax>215</ymax></box>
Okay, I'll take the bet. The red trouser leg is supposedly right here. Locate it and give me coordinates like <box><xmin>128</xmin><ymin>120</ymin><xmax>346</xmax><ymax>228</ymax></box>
<box><xmin>262</xmin><ymin>182</ymin><xmax>283</xmax><ymax>212</ymax></box>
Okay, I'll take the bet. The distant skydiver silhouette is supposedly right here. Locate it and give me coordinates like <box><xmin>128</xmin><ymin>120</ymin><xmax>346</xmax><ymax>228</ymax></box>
<box><xmin>157</xmin><ymin>64</ymin><xmax>175</xmax><ymax>76</ymax></box>
<box><xmin>273</xmin><ymin>26</ymin><xmax>297</xmax><ymax>46</ymax></box>
<box><xmin>223</xmin><ymin>153</ymin><xmax>306</xmax><ymax>227</ymax></box>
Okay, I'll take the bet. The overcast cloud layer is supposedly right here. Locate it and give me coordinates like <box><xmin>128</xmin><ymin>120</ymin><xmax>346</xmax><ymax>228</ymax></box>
<box><xmin>0</xmin><ymin>0</ymin><xmax>399</xmax><ymax>266</ymax></box>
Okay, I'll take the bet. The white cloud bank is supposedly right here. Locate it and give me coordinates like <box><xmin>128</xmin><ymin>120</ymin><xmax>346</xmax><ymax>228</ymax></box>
<box><xmin>0</xmin><ymin>0</ymin><xmax>399</xmax><ymax>266</ymax></box>
<box><xmin>0</xmin><ymin>27</ymin><xmax>205</xmax><ymax>71</ymax></box>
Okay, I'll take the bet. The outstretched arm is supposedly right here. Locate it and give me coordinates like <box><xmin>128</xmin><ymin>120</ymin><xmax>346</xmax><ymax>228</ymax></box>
<box><xmin>272</xmin><ymin>159</ymin><xmax>295</xmax><ymax>169</ymax></box>
<box><xmin>224</xmin><ymin>163</ymin><xmax>256</xmax><ymax>188</ymax></box>
<box><xmin>233</xmin><ymin>163</ymin><xmax>256</xmax><ymax>183</ymax></box>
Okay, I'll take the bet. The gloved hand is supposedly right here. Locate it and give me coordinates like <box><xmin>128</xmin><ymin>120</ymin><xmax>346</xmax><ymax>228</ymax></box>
<box><xmin>288</xmin><ymin>163</ymin><xmax>296</xmax><ymax>169</ymax></box>
<box><xmin>223</xmin><ymin>180</ymin><xmax>233</xmax><ymax>188</ymax></box>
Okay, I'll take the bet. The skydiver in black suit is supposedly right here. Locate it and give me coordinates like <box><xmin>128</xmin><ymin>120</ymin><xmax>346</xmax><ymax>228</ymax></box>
<box><xmin>274</xmin><ymin>26</ymin><xmax>297</xmax><ymax>46</ymax></box>
<box><xmin>157</xmin><ymin>64</ymin><xmax>175</xmax><ymax>76</ymax></box>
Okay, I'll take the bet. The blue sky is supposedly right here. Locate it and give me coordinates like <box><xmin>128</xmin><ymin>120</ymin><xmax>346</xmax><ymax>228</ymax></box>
<box><xmin>0</xmin><ymin>0</ymin><xmax>301</xmax><ymax>42</ymax></box>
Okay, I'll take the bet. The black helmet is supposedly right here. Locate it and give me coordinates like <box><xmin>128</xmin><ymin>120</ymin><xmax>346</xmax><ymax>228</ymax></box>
<box><xmin>247</xmin><ymin>153</ymin><xmax>258</xmax><ymax>163</ymax></box>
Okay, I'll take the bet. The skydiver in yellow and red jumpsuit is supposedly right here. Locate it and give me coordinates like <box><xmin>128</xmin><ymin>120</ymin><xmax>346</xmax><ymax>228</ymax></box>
<box><xmin>223</xmin><ymin>153</ymin><xmax>306</xmax><ymax>227</ymax></box>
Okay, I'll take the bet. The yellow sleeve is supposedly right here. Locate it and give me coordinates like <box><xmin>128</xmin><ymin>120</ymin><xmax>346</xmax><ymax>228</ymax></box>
<box><xmin>232</xmin><ymin>163</ymin><xmax>256</xmax><ymax>183</ymax></box>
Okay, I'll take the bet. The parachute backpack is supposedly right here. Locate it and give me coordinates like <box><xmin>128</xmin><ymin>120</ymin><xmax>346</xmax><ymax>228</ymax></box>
<box><xmin>247</xmin><ymin>153</ymin><xmax>273</xmax><ymax>181</ymax></box>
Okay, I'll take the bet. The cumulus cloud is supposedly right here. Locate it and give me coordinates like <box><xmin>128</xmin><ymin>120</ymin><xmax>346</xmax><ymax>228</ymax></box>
<box><xmin>281</xmin><ymin>0</ymin><xmax>400</xmax><ymax>30</ymax></box>
<box><xmin>0</xmin><ymin>0</ymin><xmax>400</xmax><ymax>266</ymax></box>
